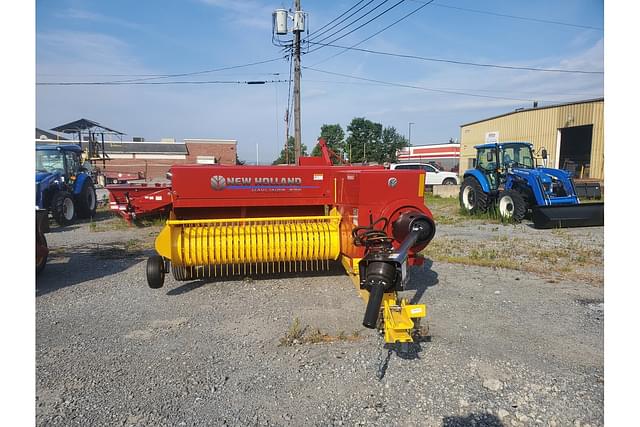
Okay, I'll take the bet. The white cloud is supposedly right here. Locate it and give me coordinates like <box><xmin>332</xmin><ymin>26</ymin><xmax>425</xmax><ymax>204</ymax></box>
<box><xmin>199</xmin><ymin>0</ymin><xmax>274</xmax><ymax>29</ymax></box>
<box><xmin>56</xmin><ymin>8</ymin><xmax>142</xmax><ymax>30</ymax></box>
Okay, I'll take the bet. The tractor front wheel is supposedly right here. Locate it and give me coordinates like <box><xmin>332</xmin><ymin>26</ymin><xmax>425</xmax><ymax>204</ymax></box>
<box><xmin>52</xmin><ymin>191</ymin><xmax>75</xmax><ymax>226</ymax></box>
<box><xmin>459</xmin><ymin>177</ymin><xmax>488</xmax><ymax>214</ymax></box>
<box><xmin>147</xmin><ymin>256</ymin><xmax>165</xmax><ymax>289</ymax></box>
<box><xmin>77</xmin><ymin>179</ymin><xmax>97</xmax><ymax>219</ymax></box>
<box><xmin>498</xmin><ymin>190</ymin><xmax>526</xmax><ymax>222</ymax></box>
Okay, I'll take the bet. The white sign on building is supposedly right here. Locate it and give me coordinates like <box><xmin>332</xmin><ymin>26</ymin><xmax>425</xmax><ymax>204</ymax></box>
<box><xmin>485</xmin><ymin>131</ymin><xmax>499</xmax><ymax>144</ymax></box>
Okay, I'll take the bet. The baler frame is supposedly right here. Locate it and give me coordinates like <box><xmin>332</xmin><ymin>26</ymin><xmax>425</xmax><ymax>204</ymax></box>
<box><xmin>144</xmin><ymin>140</ymin><xmax>436</xmax><ymax>344</ymax></box>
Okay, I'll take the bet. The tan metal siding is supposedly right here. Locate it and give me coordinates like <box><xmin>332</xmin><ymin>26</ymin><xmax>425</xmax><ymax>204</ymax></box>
<box><xmin>459</xmin><ymin>100</ymin><xmax>604</xmax><ymax>180</ymax></box>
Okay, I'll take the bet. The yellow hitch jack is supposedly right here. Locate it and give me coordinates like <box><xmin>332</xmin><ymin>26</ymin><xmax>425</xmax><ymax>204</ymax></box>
<box><xmin>382</xmin><ymin>295</ymin><xmax>426</xmax><ymax>343</ymax></box>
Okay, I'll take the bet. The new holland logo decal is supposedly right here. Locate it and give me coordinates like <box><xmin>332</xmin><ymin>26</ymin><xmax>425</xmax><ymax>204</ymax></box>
<box><xmin>210</xmin><ymin>175</ymin><xmax>313</xmax><ymax>191</ymax></box>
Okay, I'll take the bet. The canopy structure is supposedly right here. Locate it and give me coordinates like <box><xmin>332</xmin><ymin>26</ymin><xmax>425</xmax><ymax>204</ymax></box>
<box><xmin>51</xmin><ymin>118</ymin><xmax>126</xmax><ymax>164</ymax></box>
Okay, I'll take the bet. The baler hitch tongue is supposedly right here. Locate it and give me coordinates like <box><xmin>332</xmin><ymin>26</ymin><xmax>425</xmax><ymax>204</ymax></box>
<box><xmin>359</xmin><ymin>212</ymin><xmax>434</xmax><ymax>343</ymax></box>
<box><xmin>531</xmin><ymin>202</ymin><xmax>604</xmax><ymax>229</ymax></box>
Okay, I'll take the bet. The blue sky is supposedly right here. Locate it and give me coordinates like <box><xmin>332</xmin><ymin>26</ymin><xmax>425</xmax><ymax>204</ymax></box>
<box><xmin>36</xmin><ymin>0</ymin><xmax>604</xmax><ymax>163</ymax></box>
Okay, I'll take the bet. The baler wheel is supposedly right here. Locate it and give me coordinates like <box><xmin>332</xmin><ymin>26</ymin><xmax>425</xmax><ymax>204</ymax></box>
<box><xmin>498</xmin><ymin>190</ymin><xmax>526</xmax><ymax>222</ymax></box>
<box><xmin>459</xmin><ymin>177</ymin><xmax>488</xmax><ymax>214</ymax></box>
<box><xmin>52</xmin><ymin>191</ymin><xmax>75</xmax><ymax>226</ymax></box>
<box><xmin>146</xmin><ymin>255</ymin><xmax>165</xmax><ymax>289</ymax></box>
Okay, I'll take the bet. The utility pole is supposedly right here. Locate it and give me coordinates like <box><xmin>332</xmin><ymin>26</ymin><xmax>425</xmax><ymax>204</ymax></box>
<box><xmin>273</xmin><ymin>4</ymin><xmax>305</xmax><ymax>164</ymax></box>
<box><xmin>284</xmin><ymin>109</ymin><xmax>290</xmax><ymax>164</ymax></box>
<box><xmin>293</xmin><ymin>0</ymin><xmax>302</xmax><ymax>163</ymax></box>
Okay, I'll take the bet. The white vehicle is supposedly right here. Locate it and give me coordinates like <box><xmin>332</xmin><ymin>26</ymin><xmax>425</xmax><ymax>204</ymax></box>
<box><xmin>389</xmin><ymin>162</ymin><xmax>459</xmax><ymax>185</ymax></box>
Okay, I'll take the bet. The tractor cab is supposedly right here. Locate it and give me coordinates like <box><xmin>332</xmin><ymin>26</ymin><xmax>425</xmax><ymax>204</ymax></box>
<box><xmin>474</xmin><ymin>142</ymin><xmax>534</xmax><ymax>190</ymax></box>
<box><xmin>36</xmin><ymin>144</ymin><xmax>84</xmax><ymax>182</ymax></box>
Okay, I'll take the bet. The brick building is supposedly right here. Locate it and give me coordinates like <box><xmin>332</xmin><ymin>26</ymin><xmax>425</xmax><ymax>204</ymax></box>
<box><xmin>98</xmin><ymin>139</ymin><xmax>237</xmax><ymax>181</ymax></box>
<box><xmin>36</xmin><ymin>132</ymin><xmax>238</xmax><ymax>182</ymax></box>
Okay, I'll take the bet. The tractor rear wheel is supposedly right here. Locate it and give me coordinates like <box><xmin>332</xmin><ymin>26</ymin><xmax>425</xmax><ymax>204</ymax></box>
<box><xmin>498</xmin><ymin>190</ymin><xmax>526</xmax><ymax>222</ymax></box>
<box><xmin>147</xmin><ymin>256</ymin><xmax>165</xmax><ymax>289</ymax></box>
<box><xmin>459</xmin><ymin>177</ymin><xmax>489</xmax><ymax>214</ymax></box>
<box><xmin>52</xmin><ymin>191</ymin><xmax>75</xmax><ymax>226</ymax></box>
<box><xmin>76</xmin><ymin>179</ymin><xmax>97</xmax><ymax>219</ymax></box>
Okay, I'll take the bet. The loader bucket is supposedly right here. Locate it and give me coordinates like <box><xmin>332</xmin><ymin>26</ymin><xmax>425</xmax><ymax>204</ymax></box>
<box><xmin>531</xmin><ymin>203</ymin><xmax>604</xmax><ymax>229</ymax></box>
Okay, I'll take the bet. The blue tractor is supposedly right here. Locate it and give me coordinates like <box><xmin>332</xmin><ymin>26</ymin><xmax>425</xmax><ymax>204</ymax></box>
<box><xmin>459</xmin><ymin>142</ymin><xmax>603</xmax><ymax>228</ymax></box>
<box><xmin>36</xmin><ymin>144</ymin><xmax>97</xmax><ymax>226</ymax></box>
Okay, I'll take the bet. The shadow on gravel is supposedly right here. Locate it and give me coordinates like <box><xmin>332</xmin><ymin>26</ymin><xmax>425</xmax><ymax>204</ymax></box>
<box><xmin>404</xmin><ymin>258</ymin><xmax>439</xmax><ymax>304</ymax></box>
<box><xmin>166</xmin><ymin>261</ymin><xmax>346</xmax><ymax>296</ymax></box>
<box><xmin>442</xmin><ymin>413</ymin><xmax>504</xmax><ymax>427</ymax></box>
<box><xmin>376</xmin><ymin>335</ymin><xmax>433</xmax><ymax>379</ymax></box>
<box><xmin>36</xmin><ymin>247</ymin><xmax>152</xmax><ymax>297</ymax></box>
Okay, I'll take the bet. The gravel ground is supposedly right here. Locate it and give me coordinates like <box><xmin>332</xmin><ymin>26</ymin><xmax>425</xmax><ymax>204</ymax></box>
<box><xmin>36</xmin><ymin>211</ymin><xmax>603</xmax><ymax>427</ymax></box>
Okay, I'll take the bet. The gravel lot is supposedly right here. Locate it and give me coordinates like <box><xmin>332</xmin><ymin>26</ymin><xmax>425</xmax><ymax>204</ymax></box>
<box><xmin>36</xmin><ymin>206</ymin><xmax>603</xmax><ymax>427</ymax></box>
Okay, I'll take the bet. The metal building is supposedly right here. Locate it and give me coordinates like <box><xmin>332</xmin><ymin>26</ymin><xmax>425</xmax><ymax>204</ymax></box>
<box><xmin>459</xmin><ymin>98</ymin><xmax>604</xmax><ymax>181</ymax></box>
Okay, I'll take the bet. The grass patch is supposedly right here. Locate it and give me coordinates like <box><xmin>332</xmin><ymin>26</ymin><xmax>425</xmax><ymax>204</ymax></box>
<box><xmin>279</xmin><ymin>318</ymin><xmax>305</xmax><ymax>346</ymax></box>
<box><xmin>90</xmin><ymin>217</ymin><xmax>132</xmax><ymax>232</ymax></box>
<box><xmin>424</xmin><ymin>234</ymin><xmax>603</xmax><ymax>285</ymax></box>
<box><xmin>279</xmin><ymin>319</ymin><xmax>362</xmax><ymax>346</ymax></box>
<box><xmin>424</xmin><ymin>195</ymin><xmax>518</xmax><ymax>226</ymax></box>
<box><xmin>137</xmin><ymin>215</ymin><xmax>168</xmax><ymax>228</ymax></box>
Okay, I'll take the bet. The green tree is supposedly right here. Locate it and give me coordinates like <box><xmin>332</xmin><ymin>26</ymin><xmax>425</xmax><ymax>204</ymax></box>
<box><xmin>344</xmin><ymin>118</ymin><xmax>409</xmax><ymax>164</ymax></box>
<box><xmin>345</xmin><ymin>117</ymin><xmax>382</xmax><ymax>164</ymax></box>
<box><xmin>272</xmin><ymin>136</ymin><xmax>308</xmax><ymax>165</ymax></box>
<box><xmin>380</xmin><ymin>126</ymin><xmax>409</xmax><ymax>163</ymax></box>
<box><xmin>311</xmin><ymin>124</ymin><xmax>346</xmax><ymax>163</ymax></box>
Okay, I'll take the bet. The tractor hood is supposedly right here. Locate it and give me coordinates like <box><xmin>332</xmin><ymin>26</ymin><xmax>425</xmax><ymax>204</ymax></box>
<box><xmin>510</xmin><ymin>166</ymin><xmax>578</xmax><ymax>205</ymax></box>
<box><xmin>511</xmin><ymin>166</ymin><xmax>571</xmax><ymax>182</ymax></box>
<box><xmin>36</xmin><ymin>171</ymin><xmax>64</xmax><ymax>185</ymax></box>
<box><xmin>36</xmin><ymin>171</ymin><xmax>53</xmax><ymax>183</ymax></box>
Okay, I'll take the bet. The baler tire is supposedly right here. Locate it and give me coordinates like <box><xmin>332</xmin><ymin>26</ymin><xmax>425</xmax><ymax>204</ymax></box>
<box><xmin>76</xmin><ymin>180</ymin><xmax>97</xmax><ymax>219</ymax></box>
<box><xmin>147</xmin><ymin>256</ymin><xmax>165</xmax><ymax>289</ymax></box>
<box><xmin>498</xmin><ymin>190</ymin><xmax>527</xmax><ymax>222</ymax></box>
<box><xmin>459</xmin><ymin>177</ymin><xmax>488</xmax><ymax>214</ymax></box>
<box><xmin>52</xmin><ymin>191</ymin><xmax>75</xmax><ymax>226</ymax></box>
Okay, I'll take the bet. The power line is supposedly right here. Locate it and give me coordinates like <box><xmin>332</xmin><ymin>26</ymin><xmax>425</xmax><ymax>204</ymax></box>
<box><xmin>302</xmin><ymin>66</ymin><xmax>561</xmax><ymax>102</ymax></box>
<box><xmin>307</xmin><ymin>42</ymin><xmax>603</xmax><ymax>74</ymax></box>
<box><xmin>307</xmin><ymin>0</ymin><xmax>386</xmax><ymax>42</ymax></box>
<box><xmin>308</xmin><ymin>0</ymin><xmax>408</xmax><ymax>53</ymax></box>
<box><xmin>36</xmin><ymin>71</ymin><xmax>284</xmax><ymax>78</ymax></box>
<box><xmin>308</xmin><ymin>0</ymin><xmax>370</xmax><ymax>37</ymax></box>
<box><xmin>37</xmin><ymin>79</ymin><xmax>290</xmax><ymax>86</ymax></box>
<box><xmin>303</xmin><ymin>79</ymin><xmax>603</xmax><ymax>98</ymax></box>
<box><xmin>101</xmin><ymin>57</ymin><xmax>285</xmax><ymax>84</ymax></box>
<box><xmin>409</xmin><ymin>0</ymin><xmax>603</xmax><ymax>31</ymax></box>
<box><xmin>308</xmin><ymin>0</ymin><xmax>433</xmax><ymax>67</ymax></box>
